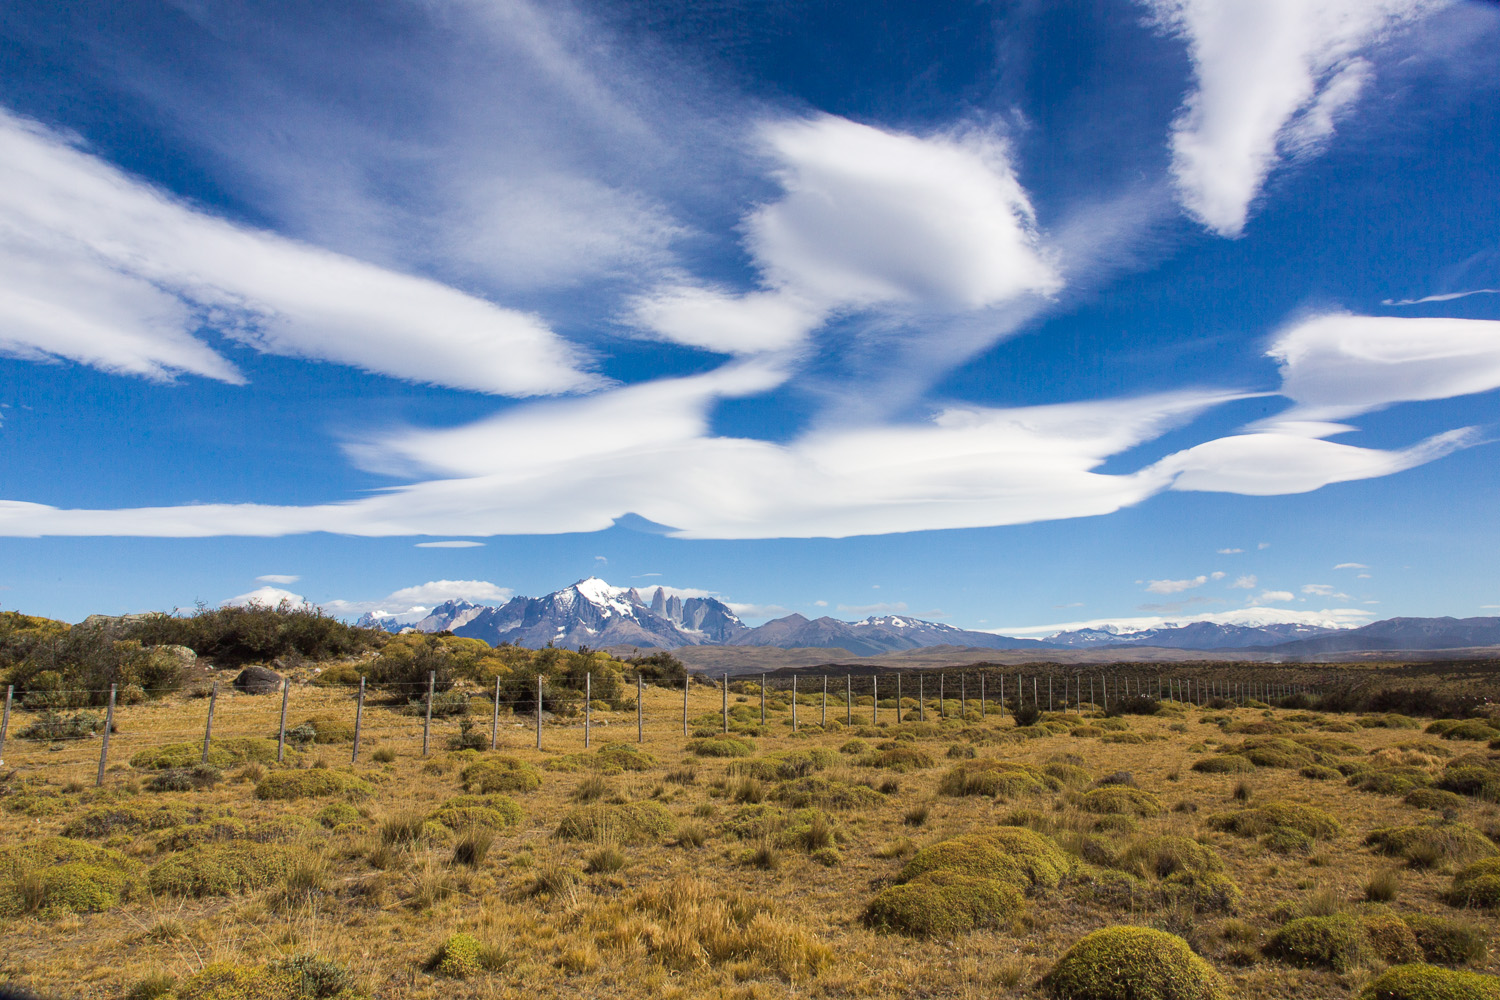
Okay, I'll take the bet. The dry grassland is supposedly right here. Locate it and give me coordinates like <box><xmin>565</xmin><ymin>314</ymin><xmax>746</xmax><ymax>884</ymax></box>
<box><xmin>0</xmin><ymin>674</ymin><xmax>1497</xmax><ymax>999</ymax></box>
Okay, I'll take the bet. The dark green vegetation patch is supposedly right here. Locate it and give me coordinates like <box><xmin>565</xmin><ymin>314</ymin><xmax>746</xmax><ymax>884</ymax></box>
<box><xmin>1041</xmin><ymin>925</ymin><xmax>1228</xmax><ymax>1000</ymax></box>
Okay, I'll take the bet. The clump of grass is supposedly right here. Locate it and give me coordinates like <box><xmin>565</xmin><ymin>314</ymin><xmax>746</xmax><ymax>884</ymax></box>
<box><xmin>459</xmin><ymin>756</ymin><xmax>542</xmax><ymax>793</ymax></box>
<box><xmin>1192</xmin><ymin>754</ymin><xmax>1256</xmax><ymax>774</ymax></box>
<box><xmin>904</xmin><ymin>803</ymin><xmax>931</xmax><ymax>826</ymax></box>
<box><xmin>1080</xmin><ymin>786</ymin><xmax>1165</xmax><ymax>818</ymax></box>
<box><xmin>0</xmin><ymin>836</ymin><xmax>140</xmax><ymax>916</ymax></box>
<box><xmin>147</xmin><ymin>842</ymin><xmax>312</xmax><ymax>898</ymax></box>
<box><xmin>743</xmin><ymin>839</ymin><xmax>780</xmax><ymax>870</ymax></box>
<box><xmin>254</xmin><ymin>769</ymin><xmax>371</xmax><ymax>801</ymax></box>
<box><xmin>1365</xmin><ymin>868</ymin><xmax>1401</xmax><ymax>903</ymax></box>
<box><xmin>1041</xmin><ymin>926</ymin><xmax>1229</xmax><ymax>1000</ymax></box>
<box><xmin>1208</xmin><ymin>802</ymin><xmax>1343</xmax><ymax>841</ymax></box>
<box><xmin>1404</xmin><ymin>913</ymin><xmax>1490</xmax><ymax>966</ymax></box>
<box><xmin>732</xmin><ymin>776</ymin><xmax>766</xmax><ymax>804</ymax></box>
<box><xmin>556</xmin><ymin>801</ymin><xmax>674</xmax><ymax>844</ymax></box>
<box><xmin>430</xmin><ymin>794</ymin><xmax>523</xmax><ymax>832</ymax></box>
<box><xmin>1232</xmin><ymin>780</ymin><xmax>1254</xmax><ymax>802</ymax></box>
<box><xmin>1264</xmin><ymin>914</ymin><xmax>1371</xmax><ymax>972</ymax></box>
<box><xmin>938</xmin><ymin>759</ymin><xmax>1057</xmax><ymax>798</ymax></box>
<box><xmin>675</xmin><ymin>821</ymin><xmax>708</xmax><ymax>849</ymax></box>
<box><xmin>452</xmin><ymin>827</ymin><xmax>495</xmax><ymax>869</ymax></box>
<box><xmin>1366</xmin><ymin>823</ymin><xmax>1498</xmax><ymax>869</ymax></box>
<box><xmin>371</xmin><ymin>747</ymin><xmax>396</xmax><ymax>763</ymax></box>
<box><xmin>1447</xmin><ymin>856</ymin><xmax>1500</xmax><ymax>908</ymax></box>
<box><xmin>1356</xmin><ymin>963</ymin><xmax>1500</xmax><ymax>1000</ymax></box>
<box><xmin>585</xmin><ymin>844</ymin><xmax>627</xmax><ymax>874</ymax></box>
<box><xmin>686</xmin><ymin>736</ymin><xmax>755</xmax><ymax>758</ymax></box>
<box><xmin>572</xmin><ymin>773</ymin><xmax>610</xmax><ymax>802</ymax></box>
<box><xmin>380</xmin><ymin>810</ymin><xmax>429</xmax><ymax>848</ymax></box>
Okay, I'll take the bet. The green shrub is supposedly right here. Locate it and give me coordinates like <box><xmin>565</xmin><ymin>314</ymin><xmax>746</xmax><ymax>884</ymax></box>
<box><xmin>1191</xmin><ymin>754</ymin><xmax>1256</xmax><ymax>774</ymax></box>
<box><xmin>430</xmin><ymin>795</ymin><xmax>522</xmax><ymax>831</ymax></box>
<box><xmin>315</xmin><ymin>803</ymin><xmax>362</xmax><ymax>829</ymax></box>
<box><xmin>1301</xmin><ymin>764</ymin><xmax>1341</xmax><ymax>781</ymax></box>
<box><xmin>1440</xmin><ymin>721</ymin><xmax>1500</xmax><ymax>742</ymax></box>
<box><xmin>864</xmin><ymin>871</ymin><xmax>1024</xmax><ymax>938</ymax></box>
<box><xmin>62</xmin><ymin>803</ymin><xmax>192</xmax><ymax>838</ymax></box>
<box><xmin>459</xmin><ymin>757</ymin><xmax>542</xmax><ymax>794</ymax></box>
<box><xmin>1081</xmin><ymin>786</ymin><xmax>1165</xmax><ymax>818</ymax></box>
<box><xmin>130</xmin><ymin>738</ymin><xmax>281</xmax><ymax>770</ymax></box>
<box><xmin>16</xmin><ymin>710</ymin><xmax>105</xmax><ymax>741</ymax></box>
<box><xmin>1041</xmin><ymin>926</ymin><xmax>1228</xmax><ymax>1000</ymax></box>
<box><xmin>686</xmin><ymin>736</ymin><xmax>755</xmax><ymax>758</ymax></box>
<box><xmin>592</xmin><ymin>743</ymin><xmax>657</xmax><ymax>773</ymax></box>
<box><xmin>867</xmin><ymin>746</ymin><xmax>935</xmax><ymax>771</ymax></box>
<box><xmin>898</xmin><ymin>827</ymin><xmax>1072</xmax><ymax>891</ymax></box>
<box><xmin>1366</xmin><ymin>824</ymin><xmax>1497</xmax><ymax>867</ymax></box>
<box><xmin>1208</xmin><ymin>802</ymin><xmax>1343</xmax><ymax>840</ymax></box>
<box><xmin>254</xmin><ymin>770</ymin><xmax>371</xmax><ymax>801</ymax></box>
<box><xmin>1357</xmin><ymin>963</ymin><xmax>1500</xmax><ymax>1000</ymax></box>
<box><xmin>1110</xmin><ymin>835</ymin><xmax>1242</xmax><ymax>913</ymax></box>
<box><xmin>166</xmin><ymin>963</ymin><xmax>301</xmax><ymax>1000</ymax></box>
<box><xmin>1265</xmin><ymin>914</ymin><xmax>1370</xmax><ymax>972</ymax></box>
<box><xmin>426</xmin><ymin>933</ymin><xmax>483</xmax><ymax>978</ymax></box>
<box><xmin>269</xmin><ymin>954</ymin><xmax>358</xmax><ymax>998</ymax></box>
<box><xmin>1404</xmin><ymin>914</ymin><xmax>1490</xmax><ymax>966</ymax></box>
<box><xmin>1447</xmin><ymin>857</ymin><xmax>1500</xmax><ymax>908</ymax></box>
<box><xmin>0</xmin><ymin>836</ymin><xmax>140</xmax><ymax>916</ymax></box>
<box><xmin>1263</xmin><ymin>827</ymin><xmax>1316</xmax><ymax>855</ymax></box>
<box><xmin>556</xmin><ymin>801</ymin><xmax>673</xmax><ymax>843</ymax></box>
<box><xmin>147</xmin><ymin>842</ymin><xmax>312</xmax><ymax>897</ymax></box>
<box><xmin>284</xmin><ymin>714</ymin><xmax>355</xmax><ymax>744</ymax></box>
<box><xmin>937</xmin><ymin>759</ymin><xmax>1057</xmax><ymax>798</ymax></box>
<box><xmin>1405</xmin><ymin>789</ymin><xmax>1468</xmax><ymax>812</ymax></box>
<box><xmin>771</xmin><ymin>776</ymin><xmax>884</xmax><ymax>811</ymax></box>
<box><xmin>1437</xmin><ymin>765</ymin><xmax>1500</xmax><ymax>803</ymax></box>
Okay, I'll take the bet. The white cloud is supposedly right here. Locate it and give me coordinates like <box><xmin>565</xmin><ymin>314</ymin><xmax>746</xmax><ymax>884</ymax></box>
<box><xmin>748</xmin><ymin>116</ymin><xmax>1061</xmax><ymax>311</ymax></box>
<box><xmin>1210</xmin><ymin>571</ymin><xmax>1226</xmax><ymax>580</ymax></box>
<box><xmin>725</xmin><ymin>602</ymin><xmax>790</xmax><ymax>620</ymax></box>
<box><xmin>224</xmin><ymin>586</ymin><xmax>308</xmax><ymax>608</ymax></box>
<box><xmin>1217</xmin><ymin>547</ymin><xmax>1244</xmax><ymax>554</ymax></box>
<box><xmin>1383</xmin><ymin>288</ymin><xmax>1500</xmax><ymax>306</ymax></box>
<box><xmin>255</xmin><ymin>574</ymin><xmax>300</xmax><ymax>585</ymax></box>
<box><xmin>1301</xmin><ymin>584</ymin><xmax>1351</xmax><ymax>598</ymax></box>
<box><xmin>812</xmin><ymin>600</ymin><xmax>829</xmax><ymax>607</ymax></box>
<box><xmin>1268</xmin><ymin>313</ymin><xmax>1500</xmax><ymax>421</ymax></box>
<box><xmin>1251</xmin><ymin>591</ymin><xmax>1296</xmax><ymax>604</ymax></box>
<box><xmin>322</xmin><ymin>580</ymin><xmax>513</xmax><ymax>619</ymax></box>
<box><xmin>628</xmin><ymin>285</ymin><xmax>825</xmax><ymax>355</ymax></box>
<box><xmin>1334</xmin><ymin>562</ymin><xmax>1368</xmax><ymax>570</ymax></box>
<box><xmin>1357</xmin><ymin>573</ymin><xmax>1372</xmax><ymax>579</ymax></box>
<box><xmin>1258</xmin><ymin>542</ymin><xmax>1271</xmax><ymax>550</ymax></box>
<box><xmin>0</xmin><ymin>110</ymin><xmax>594</xmax><ymax>396</ymax></box>
<box><xmin>1146</xmin><ymin>0</ymin><xmax>1445</xmax><ymax>236</ymax></box>
<box><xmin>414</xmin><ymin>541</ymin><xmax>486</xmax><ymax>549</ymax></box>
<box><xmin>1228</xmin><ymin>575</ymin><xmax>1257</xmax><ymax>589</ymax></box>
<box><xmin>1146</xmin><ymin>576</ymin><xmax>1209</xmax><ymax>594</ymax></box>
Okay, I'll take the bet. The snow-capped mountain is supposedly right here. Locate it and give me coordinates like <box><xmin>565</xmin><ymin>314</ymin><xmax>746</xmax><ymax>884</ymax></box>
<box><xmin>355</xmin><ymin>598</ymin><xmax>488</xmax><ymax>634</ymax></box>
<box><xmin>1044</xmin><ymin>620</ymin><xmax>1338</xmax><ymax>650</ymax></box>
<box><xmin>446</xmin><ymin>579</ymin><xmax>748</xmax><ymax>649</ymax></box>
<box><xmin>726</xmin><ymin>613</ymin><xmax>1053</xmax><ymax>656</ymax></box>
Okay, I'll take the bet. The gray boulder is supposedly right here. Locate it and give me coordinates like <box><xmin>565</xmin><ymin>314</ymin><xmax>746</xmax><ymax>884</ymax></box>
<box><xmin>233</xmin><ymin>665</ymin><xmax>283</xmax><ymax>695</ymax></box>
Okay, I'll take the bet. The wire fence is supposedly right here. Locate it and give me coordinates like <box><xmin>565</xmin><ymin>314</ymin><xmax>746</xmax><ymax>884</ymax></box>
<box><xmin>0</xmin><ymin>667</ymin><xmax>1322</xmax><ymax>787</ymax></box>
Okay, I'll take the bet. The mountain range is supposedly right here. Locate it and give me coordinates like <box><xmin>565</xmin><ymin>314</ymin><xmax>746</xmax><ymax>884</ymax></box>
<box><xmin>355</xmin><ymin>578</ymin><xmax>1500</xmax><ymax>657</ymax></box>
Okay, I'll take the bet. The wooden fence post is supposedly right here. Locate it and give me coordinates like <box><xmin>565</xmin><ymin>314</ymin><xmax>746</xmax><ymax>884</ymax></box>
<box><xmin>960</xmin><ymin>673</ymin><xmax>966</xmax><ymax>719</ymax></box>
<box><xmin>537</xmin><ymin>674</ymin><xmax>544</xmax><ymax>750</ymax></box>
<box><xmin>998</xmin><ymin>673</ymin><xmax>1004</xmax><ymax>719</ymax></box>
<box><xmin>761</xmin><ymin>674</ymin><xmax>766</xmax><ymax>726</ymax></box>
<box><xmin>492</xmin><ymin>677</ymin><xmax>502</xmax><ymax>750</ymax></box>
<box><xmin>822</xmin><ymin>675</ymin><xmax>827</xmax><ymax>727</ymax></box>
<box><xmin>277</xmin><ymin>678</ymin><xmax>290</xmax><ymax>762</ymax></box>
<box><xmin>96</xmin><ymin>684</ymin><xmax>116</xmax><ymax>787</ymax></box>
<box><xmin>351</xmin><ymin>676</ymin><xmax>365</xmax><ymax>763</ymax></box>
<box><xmin>1033</xmin><ymin>675</ymin><xmax>1039</xmax><ymax>712</ymax></box>
<box><xmin>919</xmin><ymin>673</ymin><xmax>925</xmax><ymax>722</ymax></box>
<box><xmin>722</xmin><ymin>674</ymin><xmax>728</xmax><ymax>733</ymax></box>
<box><xmin>792</xmin><ymin>675</ymin><xmax>798</xmax><ymax>731</ymax></box>
<box><xmin>980</xmin><ymin>673</ymin><xmax>985</xmax><ymax>719</ymax></box>
<box><xmin>201</xmin><ymin>682</ymin><xmax>218</xmax><ymax>765</ymax></box>
<box><xmin>422</xmin><ymin>671</ymin><xmax>435</xmax><ymax>757</ymax></box>
<box><xmin>1048</xmin><ymin>675</ymin><xmax>1053</xmax><ymax>713</ymax></box>
<box><xmin>896</xmin><ymin>673</ymin><xmax>902</xmax><ymax>721</ymax></box>
<box><xmin>846</xmin><ymin>674</ymin><xmax>852</xmax><ymax>725</ymax></box>
<box><xmin>683</xmin><ymin>673</ymin><xmax>689</xmax><ymax>736</ymax></box>
<box><xmin>939</xmin><ymin>673</ymin><xmax>945</xmax><ymax>719</ymax></box>
<box><xmin>0</xmin><ymin>684</ymin><xmax>12</xmax><ymax>763</ymax></box>
<box><xmin>585</xmin><ymin>673</ymin><xmax>592</xmax><ymax>749</ymax></box>
<box><xmin>637</xmin><ymin>674</ymin><xmax>643</xmax><ymax>744</ymax></box>
<box><xmin>872</xmin><ymin>675</ymin><xmax>878</xmax><ymax>726</ymax></box>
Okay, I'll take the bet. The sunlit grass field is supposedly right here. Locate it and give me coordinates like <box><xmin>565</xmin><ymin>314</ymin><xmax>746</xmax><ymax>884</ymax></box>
<box><xmin>1</xmin><ymin>671</ymin><xmax>1497</xmax><ymax>999</ymax></box>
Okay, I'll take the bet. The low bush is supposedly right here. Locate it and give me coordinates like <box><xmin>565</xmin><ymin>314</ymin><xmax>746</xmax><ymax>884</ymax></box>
<box><xmin>1405</xmin><ymin>788</ymin><xmax>1468</xmax><ymax>812</ymax></box>
<box><xmin>1265</xmin><ymin>914</ymin><xmax>1370</xmax><ymax>972</ymax></box>
<box><xmin>1357</xmin><ymin>963</ymin><xmax>1500</xmax><ymax>1000</ymax></box>
<box><xmin>430</xmin><ymin>794</ymin><xmax>523</xmax><ymax>832</ymax></box>
<box><xmin>1208</xmin><ymin>803</ymin><xmax>1343</xmax><ymax>841</ymax></box>
<box><xmin>146</xmin><ymin>842</ymin><xmax>310</xmax><ymax>898</ymax></box>
<box><xmin>459</xmin><ymin>757</ymin><xmax>542</xmax><ymax>794</ymax></box>
<box><xmin>686</xmin><ymin>736</ymin><xmax>755</xmax><ymax>758</ymax></box>
<box><xmin>866</xmin><ymin>746</ymin><xmax>935</xmax><ymax>771</ymax></box>
<box><xmin>1081</xmin><ymin>786</ymin><xmax>1165</xmax><ymax>818</ymax></box>
<box><xmin>556</xmin><ymin>801</ymin><xmax>673</xmax><ymax>844</ymax></box>
<box><xmin>1366</xmin><ymin>824</ymin><xmax>1497</xmax><ymax>868</ymax></box>
<box><xmin>427</xmin><ymin>933</ymin><xmax>484</xmax><ymax>978</ymax></box>
<box><xmin>315</xmin><ymin>803</ymin><xmax>362</xmax><ymax>829</ymax></box>
<box><xmin>1446</xmin><ymin>857</ymin><xmax>1500</xmax><ymax>908</ymax></box>
<box><xmin>284</xmin><ymin>713</ymin><xmax>355</xmax><ymax>744</ymax></box>
<box><xmin>62</xmin><ymin>803</ymin><xmax>193</xmax><ymax>838</ymax></box>
<box><xmin>1301</xmin><ymin>764</ymin><xmax>1341</xmax><ymax>780</ymax></box>
<box><xmin>1191</xmin><ymin>754</ymin><xmax>1255</xmax><ymax>774</ymax></box>
<box><xmin>0</xmin><ymin>836</ymin><xmax>139</xmax><ymax>915</ymax></box>
<box><xmin>771</xmin><ymin>776</ymin><xmax>884</xmax><ymax>811</ymax></box>
<box><xmin>1436</xmin><ymin>763</ymin><xmax>1500</xmax><ymax>803</ymax></box>
<box><xmin>937</xmin><ymin>759</ymin><xmax>1057</xmax><ymax>798</ymax></box>
<box><xmin>16</xmin><ymin>710</ymin><xmax>105</xmax><ymax>741</ymax></box>
<box><xmin>130</xmin><ymin>738</ymin><xmax>281</xmax><ymax>770</ymax></box>
<box><xmin>1041</xmin><ymin>925</ymin><xmax>1228</xmax><ymax>1000</ymax></box>
<box><xmin>254</xmin><ymin>770</ymin><xmax>371</xmax><ymax>801</ymax></box>
<box><xmin>1404</xmin><ymin>913</ymin><xmax>1490</xmax><ymax>966</ymax></box>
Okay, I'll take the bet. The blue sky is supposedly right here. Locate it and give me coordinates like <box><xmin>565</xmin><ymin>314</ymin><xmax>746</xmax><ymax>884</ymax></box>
<box><xmin>1</xmin><ymin>0</ymin><xmax>1498</xmax><ymax>635</ymax></box>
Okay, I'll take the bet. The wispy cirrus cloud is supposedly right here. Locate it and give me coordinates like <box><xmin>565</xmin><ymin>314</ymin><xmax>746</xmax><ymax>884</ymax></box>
<box><xmin>0</xmin><ymin>110</ymin><xmax>595</xmax><ymax>396</ymax></box>
<box><xmin>1144</xmin><ymin>0</ymin><xmax>1449</xmax><ymax>236</ymax></box>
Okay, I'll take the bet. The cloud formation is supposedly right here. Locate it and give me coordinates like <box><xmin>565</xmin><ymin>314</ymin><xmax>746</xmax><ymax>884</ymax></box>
<box><xmin>254</xmin><ymin>574</ymin><xmax>300</xmax><ymax>585</ymax></box>
<box><xmin>224</xmin><ymin>586</ymin><xmax>307</xmax><ymax>608</ymax></box>
<box><xmin>1146</xmin><ymin>575</ymin><xmax>1210</xmax><ymax>594</ymax></box>
<box><xmin>321</xmin><ymin>580</ymin><xmax>513</xmax><ymax>620</ymax></box>
<box><xmin>1146</xmin><ymin>0</ymin><xmax>1446</xmax><ymax>236</ymax></box>
<box><xmin>998</xmin><ymin>603</ymin><xmax>1373</xmax><ymax>637</ymax></box>
<box><xmin>0</xmin><ymin>110</ymin><xmax>594</xmax><ymax>395</ymax></box>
